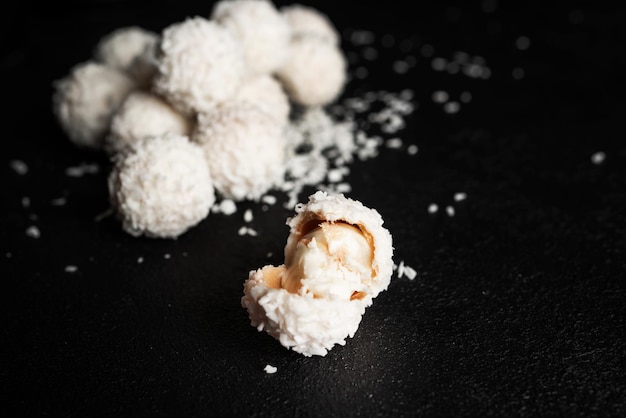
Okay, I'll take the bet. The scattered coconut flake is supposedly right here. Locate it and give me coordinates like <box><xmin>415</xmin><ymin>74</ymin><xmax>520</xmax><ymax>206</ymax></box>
<box><xmin>238</xmin><ymin>226</ymin><xmax>258</xmax><ymax>236</ymax></box>
<box><xmin>392</xmin><ymin>60</ymin><xmax>410</xmax><ymax>74</ymax></box>
<box><xmin>51</xmin><ymin>197</ymin><xmax>67</xmax><ymax>206</ymax></box>
<box><xmin>445</xmin><ymin>205</ymin><xmax>456</xmax><ymax>217</ymax></box>
<box><xmin>396</xmin><ymin>260</ymin><xmax>417</xmax><ymax>280</ymax></box>
<box><xmin>427</xmin><ymin>203</ymin><xmax>439</xmax><ymax>214</ymax></box>
<box><xmin>21</xmin><ymin>196</ymin><xmax>30</xmax><ymax>208</ymax></box>
<box><xmin>460</xmin><ymin>91</ymin><xmax>472</xmax><ymax>103</ymax></box>
<box><xmin>10</xmin><ymin>159</ymin><xmax>28</xmax><ymax>175</ymax></box>
<box><xmin>431</xmin><ymin>57</ymin><xmax>447</xmax><ymax>71</ymax></box>
<box><xmin>25</xmin><ymin>225</ymin><xmax>40</xmax><ymax>238</ymax></box>
<box><xmin>385</xmin><ymin>138</ymin><xmax>403</xmax><ymax>149</ymax></box>
<box><xmin>407</xmin><ymin>144</ymin><xmax>419</xmax><ymax>155</ymax></box>
<box><xmin>137</xmin><ymin>257</ymin><xmax>144</xmax><ymax>264</ymax></box>
<box><xmin>244</xmin><ymin>209</ymin><xmax>253</xmax><ymax>223</ymax></box>
<box><xmin>453</xmin><ymin>192</ymin><xmax>467</xmax><ymax>202</ymax></box>
<box><xmin>164</xmin><ymin>253</ymin><xmax>171</xmax><ymax>259</ymax></box>
<box><xmin>432</xmin><ymin>90</ymin><xmax>449</xmax><ymax>104</ymax></box>
<box><xmin>591</xmin><ymin>151</ymin><xmax>606</xmax><ymax>165</ymax></box>
<box><xmin>215</xmin><ymin>199</ymin><xmax>237</xmax><ymax>215</ymax></box>
<box><xmin>515</xmin><ymin>36</ymin><xmax>531</xmax><ymax>51</ymax></box>
<box><xmin>443</xmin><ymin>101</ymin><xmax>460</xmax><ymax>114</ymax></box>
<box><xmin>264</xmin><ymin>364</ymin><xmax>277</xmax><ymax>374</ymax></box>
<box><xmin>261</xmin><ymin>195</ymin><xmax>276</xmax><ymax>205</ymax></box>
<box><xmin>65</xmin><ymin>163</ymin><xmax>100</xmax><ymax>177</ymax></box>
<box><xmin>64</xmin><ymin>265</ymin><xmax>78</xmax><ymax>273</ymax></box>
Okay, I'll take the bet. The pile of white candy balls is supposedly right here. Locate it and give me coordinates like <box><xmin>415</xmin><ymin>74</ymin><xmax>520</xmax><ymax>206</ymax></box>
<box><xmin>53</xmin><ymin>0</ymin><xmax>347</xmax><ymax>238</ymax></box>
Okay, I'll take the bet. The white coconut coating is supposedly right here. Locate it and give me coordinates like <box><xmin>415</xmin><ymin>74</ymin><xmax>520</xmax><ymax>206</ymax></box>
<box><xmin>235</xmin><ymin>74</ymin><xmax>290</xmax><ymax>126</ymax></box>
<box><xmin>241</xmin><ymin>191</ymin><xmax>394</xmax><ymax>356</ymax></box>
<box><xmin>94</xmin><ymin>26</ymin><xmax>159</xmax><ymax>88</ymax></box>
<box><xmin>242</xmin><ymin>265</ymin><xmax>370</xmax><ymax>357</ymax></box>
<box><xmin>107</xmin><ymin>91</ymin><xmax>193</xmax><ymax>154</ymax></box>
<box><xmin>276</xmin><ymin>35</ymin><xmax>347</xmax><ymax>106</ymax></box>
<box><xmin>285</xmin><ymin>191</ymin><xmax>394</xmax><ymax>298</ymax></box>
<box><xmin>52</xmin><ymin>61</ymin><xmax>136</xmax><ymax>149</ymax></box>
<box><xmin>281</xmin><ymin>3</ymin><xmax>340</xmax><ymax>45</ymax></box>
<box><xmin>211</xmin><ymin>0</ymin><xmax>291</xmax><ymax>75</ymax></box>
<box><xmin>193</xmin><ymin>102</ymin><xmax>286</xmax><ymax>201</ymax></box>
<box><xmin>153</xmin><ymin>16</ymin><xmax>246</xmax><ymax>115</ymax></box>
<box><xmin>108</xmin><ymin>133</ymin><xmax>215</xmax><ymax>238</ymax></box>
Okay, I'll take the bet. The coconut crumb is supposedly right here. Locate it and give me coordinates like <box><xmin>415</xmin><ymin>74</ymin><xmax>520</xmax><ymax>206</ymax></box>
<box><xmin>427</xmin><ymin>203</ymin><xmax>438</xmax><ymax>214</ymax></box>
<box><xmin>137</xmin><ymin>257</ymin><xmax>144</xmax><ymax>264</ymax></box>
<box><xmin>238</xmin><ymin>226</ymin><xmax>258</xmax><ymax>236</ymax></box>
<box><xmin>10</xmin><ymin>159</ymin><xmax>28</xmax><ymax>175</ymax></box>
<box><xmin>591</xmin><ymin>151</ymin><xmax>606</xmax><ymax>165</ymax></box>
<box><xmin>51</xmin><ymin>197</ymin><xmax>67</xmax><ymax>206</ymax></box>
<box><xmin>453</xmin><ymin>192</ymin><xmax>467</xmax><ymax>202</ymax></box>
<box><xmin>65</xmin><ymin>265</ymin><xmax>78</xmax><ymax>273</ymax></box>
<box><xmin>407</xmin><ymin>144</ymin><xmax>418</xmax><ymax>155</ymax></box>
<box><xmin>243</xmin><ymin>209</ymin><xmax>253</xmax><ymax>223</ymax></box>
<box><xmin>65</xmin><ymin>163</ymin><xmax>100</xmax><ymax>177</ymax></box>
<box><xmin>164</xmin><ymin>253</ymin><xmax>171</xmax><ymax>259</ymax></box>
<box><xmin>21</xmin><ymin>196</ymin><xmax>30</xmax><ymax>209</ymax></box>
<box><xmin>264</xmin><ymin>364</ymin><xmax>277</xmax><ymax>374</ymax></box>
<box><xmin>445</xmin><ymin>205</ymin><xmax>456</xmax><ymax>217</ymax></box>
<box><xmin>25</xmin><ymin>225</ymin><xmax>40</xmax><ymax>239</ymax></box>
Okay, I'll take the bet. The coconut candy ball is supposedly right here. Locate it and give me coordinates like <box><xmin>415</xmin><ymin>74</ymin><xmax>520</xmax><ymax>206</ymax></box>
<box><xmin>193</xmin><ymin>102</ymin><xmax>285</xmax><ymax>201</ymax></box>
<box><xmin>108</xmin><ymin>133</ymin><xmax>215</xmax><ymax>238</ymax></box>
<box><xmin>94</xmin><ymin>26</ymin><xmax>159</xmax><ymax>88</ymax></box>
<box><xmin>281</xmin><ymin>3</ymin><xmax>340</xmax><ymax>45</ymax></box>
<box><xmin>235</xmin><ymin>74</ymin><xmax>291</xmax><ymax>127</ymax></box>
<box><xmin>276</xmin><ymin>35</ymin><xmax>347</xmax><ymax>107</ymax></box>
<box><xmin>241</xmin><ymin>191</ymin><xmax>394</xmax><ymax>356</ymax></box>
<box><xmin>106</xmin><ymin>91</ymin><xmax>193</xmax><ymax>154</ymax></box>
<box><xmin>153</xmin><ymin>16</ymin><xmax>246</xmax><ymax>115</ymax></box>
<box><xmin>52</xmin><ymin>61</ymin><xmax>136</xmax><ymax>149</ymax></box>
<box><xmin>211</xmin><ymin>0</ymin><xmax>291</xmax><ymax>75</ymax></box>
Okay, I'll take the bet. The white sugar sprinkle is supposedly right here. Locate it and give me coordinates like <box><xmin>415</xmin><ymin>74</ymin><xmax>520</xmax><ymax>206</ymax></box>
<box><xmin>25</xmin><ymin>225</ymin><xmax>40</xmax><ymax>238</ymax></box>
<box><xmin>10</xmin><ymin>160</ymin><xmax>28</xmax><ymax>175</ymax></box>
<box><xmin>65</xmin><ymin>265</ymin><xmax>78</xmax><ymax>273</ymax></box>
<box><xmin>264</xmin><ymin>364</ymin><xmax>277</xmax><ymax>374</ymax></box>
<box><xmin>428</xmin><ymin>203</ymin><xmax>439</xmax><ymax>214</ymax></box>
<box><xmin>591</xmin><ymin>151</ymin><xmax>606</xmax><ymax>165</ymax></box>
<box><xmin>453</xmin><ymin>192</ymin><xmax>468</xmax><ymax>202</ymax></box>
<box><xmin>446</xmin><ymin>206</ymin><xmax>456</xmax><ymax>217</ymax></box>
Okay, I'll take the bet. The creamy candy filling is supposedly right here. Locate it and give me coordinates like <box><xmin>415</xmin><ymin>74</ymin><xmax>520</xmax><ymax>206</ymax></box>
<box><xmin>281</xmin><ymin>221</ymin><xmax>373</xmax><ymax>300</ymax></box>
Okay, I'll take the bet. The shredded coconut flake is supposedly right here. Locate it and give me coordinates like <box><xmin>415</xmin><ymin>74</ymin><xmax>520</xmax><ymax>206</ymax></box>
<box><xmin>591</xmin><ymin>151</ymin><xmax>606</xmax><ymax>165</ymax></box>
<box><xmin>244</xmin><ymin>209</ymin><xmax>253</xmax><ymax>223</ymax></box>
<box><xmin>65</xmin><ymin>265</ymin><xmax>78</xmax><ymax>273</ymax></box>
<box><xmin>445</xmin><ymin>205</ymin><xmax>456</xmax><ymax>217</ymax></box>
<box><xmin>427</xmin><ymin>203</ymin><xmax>439</xmax><ymax>214</ymax></box>
<box><xmin>10</xmin><ymin>160</ymin><xmax>28</xmax><ymax>175</ymax></box>
<box><xmin>264</xmin><ymin>364</ymin><xmax>277</xmax><ymax>374</ymax></box>
<box><xmin>453</xmin><ymin>192</ymin><xmax>467</xmax><ymax>202</ymax></box>
<box><xmin>25</xmin><ymin>225</ymin><xmax>40</xmax><ymax>239</ymax></box>
<box><xmin>66</xmin><ymin>163</ymin><xmax>100</xmax><ymax>177</ymax></box>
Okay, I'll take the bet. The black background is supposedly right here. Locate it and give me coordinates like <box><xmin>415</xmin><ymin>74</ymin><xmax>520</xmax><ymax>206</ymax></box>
<box><xmin>2</xmin><ymin>1</ymin><xmax>625</xmax><ymax>416</ymax></box>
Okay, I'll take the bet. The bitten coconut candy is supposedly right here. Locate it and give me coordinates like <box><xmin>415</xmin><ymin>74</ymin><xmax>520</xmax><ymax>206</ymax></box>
<box><xmin>241</xmin><ymin>191</ymin><xmax>394</xmax><ymax>356</ymax></box>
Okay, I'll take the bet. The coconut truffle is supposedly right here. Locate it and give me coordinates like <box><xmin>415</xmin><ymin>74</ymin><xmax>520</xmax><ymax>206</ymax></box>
<box><xmin>211</xmin><ymin>0</ymin><xmax>291</xmax><ymax>75</ymax></box>
<box><xmin>108</xmin><ymin>133</ymin><xmax>215</xmax><ymax>238</ymax></box>
<box><xmin>53</xmin><ymin>61</ymin><xmax>136</xmax><ymax>149</ymax></box>
<box><xmin>276</xmin><ymin>35</ymin><xmax>347</xmax><ymax>107</ymax></box>
<box><xmin>153</xmin><ymin>16</ymin><xmax>246</xmax><ymax>115</ymax></box>
<box><xmin>193</xmin><ymin>102</ymin><xmax>285</xmax><ymax>201</ymax></box>
<box><xmin>235</xmin><ymin>74</ymin><xmax>290</xmax><ymax>126</ymax></box>
<box><xmin>241</xmin><ymin>191</ymin><xmax>394</xmax><ymax>356</ymax></box>
<box><xmin>94</xmin><ymin>26</ymin><xmax>159</xmax><ymax>88</ymax></box>
<box><xmin>281</xmin><ymin>4</ymin><xmax>340</xmax><ymax>45</ymax></box>
<box><xmin>106</xmin><ymin>91</ymin><xmax>193</xmax><ymax>154</ymax></box>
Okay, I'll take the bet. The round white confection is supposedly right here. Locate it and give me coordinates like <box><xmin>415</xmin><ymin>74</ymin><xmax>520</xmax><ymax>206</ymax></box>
<box><xmin>107</xmin><ymin>91</ymin><xmax>193</xmax><ymax>154</ymax></box>
<box><xmin>235</xmin><ymin>74</ymin><xmax>290</xmax><ymax>127</ymax></box>
<box><xmin>281</xmin><ymin>4</ymin><xmax>340</xmax><ymax>45</ymax></box>
<box><xmin>94</xmin><ymin>26</ymin><xmax>159</xmax><ymax>88</ymax></box>
<box><xmin>211</xmin><ymin>0</ymin><xmax>291</xmax><ymax>75</ymax></box>
<box><xmin>285</xmin><ymin>191</ymin><xmax>394</xmax><ymax>298</ymax></box>
<box><xmin>108</xmin><ymin>133</ymin><xmax>215</xmax><ymax>238</ymax></box>
<box><xmin>241</xmin><ymin>266</ymin><xmax>371</xmax><ymax>357</ymax></box>
<box><xmin>53</xmin><ymin>61</ymin><xmax>136</xmax><ymax>149</ymax></box>
<box><xmin>193</xmin><ymin>102</ymin><xmax>285</xmax><ymax>201</ymax></box>
<box><xmin>276</xmin><ymin>35</ymin><xmax>347</xmax><ymax>106</ymax></box>
<box><xmin>153</xmin><ymin>16</ymin><xmax>246</xmax><ymax>115</ymax></box>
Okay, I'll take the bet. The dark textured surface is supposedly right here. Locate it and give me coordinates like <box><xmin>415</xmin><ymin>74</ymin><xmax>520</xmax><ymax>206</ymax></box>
<box><xmin>2</xmin><ymin>1</ymin><xmax>625</xmax><ymax>416</ymax></box>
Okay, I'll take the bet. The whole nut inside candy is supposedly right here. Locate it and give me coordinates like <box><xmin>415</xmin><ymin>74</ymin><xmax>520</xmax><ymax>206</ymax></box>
<box><xmin>281</xmin><ymin>221</ymin><xmax>373</xmax><ymax>301</ymax></box>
